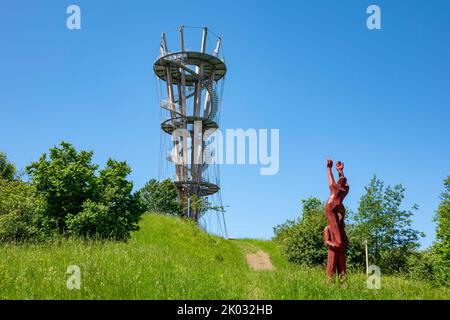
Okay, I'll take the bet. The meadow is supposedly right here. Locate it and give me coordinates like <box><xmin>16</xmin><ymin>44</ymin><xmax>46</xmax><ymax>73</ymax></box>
<box><xmin>0</xmin><ymin>214</ymin><xmax>449</xmax><ymax>299</ymax></box>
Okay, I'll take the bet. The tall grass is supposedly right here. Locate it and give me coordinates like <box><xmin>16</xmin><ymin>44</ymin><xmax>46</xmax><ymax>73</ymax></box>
<box><xmin>0</xmin><ymin>214</ymin><xmax>449</xmax><ymax>299</ymax></box>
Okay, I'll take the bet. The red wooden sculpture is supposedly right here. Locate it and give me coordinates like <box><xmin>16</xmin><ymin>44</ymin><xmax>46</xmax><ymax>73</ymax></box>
<box><xmin>324</xmin><ymin>159</ymin><xmax>349</xmax><ymax>284</ymax></box>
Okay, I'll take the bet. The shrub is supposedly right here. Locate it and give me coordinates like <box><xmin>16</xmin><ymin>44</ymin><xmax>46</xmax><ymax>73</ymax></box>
<box><xmin>138</xmin><ymin>179</ymin><xmax>181</xmax><ymax>215</ymax></box>
<box><xmin>95</xmin><ymin>159</ymin><xmax>143</xmax><ymax>239</ymax></box>
<box><xmin>274</xmin><ymin>198</ymin><xmax>328</xmax><ymax>266</ymax></box>
<box><xmin>26</xmin><ymin>142</ymin><xmax>144</xmax><ymax>240</ymax></box>
<box><xmin>406</xmin><ymin>249</ymin><xmax>437</xmax><ymax>283</ymax></box>
<box><xmin>345</xmin><ymin>225</ymin><xmax>366</xmax><ymax>271</ymax></box>
<box><xmin>66</xmin><ymin>200</ymin><xmax>111</xmax><ymax>238</ymax></box>
<box><xmin>26</xmin><ymin>142</ymin><xmax>98</xmax><ymax>233</ymax></box>
<box><xmin>379</xmin><ymin>248</ymin><xmax>410</xmax><ymax>274</ymax></box>
<box><xmin>0</xmin><ymin>179</ymin><xmax>42</xmax><ymax>242</ymax></box>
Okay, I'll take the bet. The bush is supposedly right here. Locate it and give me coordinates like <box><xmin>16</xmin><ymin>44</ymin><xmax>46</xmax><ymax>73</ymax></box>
<box><xmin>26</xmin><ymin>142</ymin><xmax>144</xmax><ymax>240</ymax></box>
<box><xmin>433</xmin><ymin>242</ymin><xmax>450</xmax><ymax>286</ymax></box>
<box><xmin>345</xmin><ymin>225</ymin><xmax>366</xmax><ymax>271</ymax></box>
<box><xmin>274</xmin><ymin>198</ymin><xmax>328</xmax><ymax>266</ymax></box>
<box><xmin>406</xmin><ymin>249</ymin><xmax>437</xmax><ymax>283</ymax></box>
<box><xmin>66</xmin><ymin>200</ymin><xmax>111</xmax><ymax>238</ymax></box>
<box><xmin>66</xmin><ymin>198</ymin><xmax>140</xmax><ymax>240</ymax></box>
<box><xmin>94</xmin><ymin>159</ymin><xmax>143</xmax><ymax>239</ymax></box>
<box><xmin>138</xmin><ymin>179</ymin><xmax>181</xmax><ymax>215</ymax></box>
<box><xmin>0</xmin><ymin>179</ymin><xmax>42</xmax><ymax>242</ymax></box>
<box><xmin>26</xmin><ymin>142</ymin><xmax>98</xmax><ymax>232</ymax></box>
<box><xmin>378</xmin><ymin>248</ymin><xmax>410</xmax><ymax>274</ymax></box>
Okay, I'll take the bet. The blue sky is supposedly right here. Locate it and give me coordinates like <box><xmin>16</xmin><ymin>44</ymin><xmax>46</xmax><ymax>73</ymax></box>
<box><xmin>1</xmin><ymin>0</ymin><xmax>449</xmax><ymax>248</ymax></box>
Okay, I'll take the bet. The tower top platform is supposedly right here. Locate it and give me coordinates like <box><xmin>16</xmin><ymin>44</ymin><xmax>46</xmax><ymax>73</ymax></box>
<box><xmin>153</xmin><ymin>51</ymin><xmax>226</xmax><ymax>85</ymax></box>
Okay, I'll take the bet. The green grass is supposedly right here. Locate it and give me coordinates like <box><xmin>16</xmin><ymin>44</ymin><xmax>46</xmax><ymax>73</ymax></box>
<box><xmin>0</xmin><ymin>213</ymin><xmax>449</xmax><ymax>299</ymax></box>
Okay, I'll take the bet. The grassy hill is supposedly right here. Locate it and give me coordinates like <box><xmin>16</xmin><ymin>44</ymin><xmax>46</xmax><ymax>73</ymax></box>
<box><xmin>0</xmin><ymin>214</ymin><xmax>449</xmax><ymax>299</ymax></box>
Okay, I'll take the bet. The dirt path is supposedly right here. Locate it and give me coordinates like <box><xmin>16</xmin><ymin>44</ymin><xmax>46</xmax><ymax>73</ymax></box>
<box><xmin>245</xmin><ymin>250</ymin><xmax>274</xmax><ymax>271</ymax></box>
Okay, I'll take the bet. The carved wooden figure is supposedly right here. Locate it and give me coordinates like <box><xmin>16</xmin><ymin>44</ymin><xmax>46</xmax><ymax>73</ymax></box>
<box><xmin>324</xmin><ymin>159</ymin><xmax>349</xmax><ymax>284</ymax></box>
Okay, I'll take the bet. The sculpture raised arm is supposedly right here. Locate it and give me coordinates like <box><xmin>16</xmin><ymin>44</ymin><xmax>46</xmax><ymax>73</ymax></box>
<box><xmin>327</xmin><ymin>159</ymin><xmax>335</xmax><ymax>187</ymax></box>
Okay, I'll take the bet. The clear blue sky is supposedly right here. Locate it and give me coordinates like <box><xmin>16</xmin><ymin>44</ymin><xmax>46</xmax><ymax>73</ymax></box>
<box><xmin>1</xmin><ymin>0</ymin><xmax>449</xmax><ymax>248</ymax></box>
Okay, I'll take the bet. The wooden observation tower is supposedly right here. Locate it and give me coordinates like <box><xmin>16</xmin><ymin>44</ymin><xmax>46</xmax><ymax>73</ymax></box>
<box><xmin>153</xmin><ymin>26</ymin><xmax>227</xmax><ymax>231</ymax></box>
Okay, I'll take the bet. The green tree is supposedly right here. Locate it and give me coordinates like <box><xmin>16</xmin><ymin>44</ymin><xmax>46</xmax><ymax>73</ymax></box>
<box><xmin>274</xmin><ymin>197</ymin><xmax>328</xmax><ymax>266</ymax></box>
<box><xmin>182</xmin><ymin>194</ymin><xmax>227</xmax><ymax>221</ymax></box>
<box><xmin>0</xmin><ymin>179</ymin><xmax>43</xmax><ymax>242</ymax></box>
<box><xmin>355</xmin><ymin>175</ymin><xmax>423</xmax><ymax>273</ymax></box>
<box><xmin>26</xmin><ymin>142</ymin><xmax>143</xmax><ymax>240</ymax></box>
<box><xmin>26</xmin><ymin>142</ymin><xmax>98</xmax><ymax>232</ymax></box>
<box><xmin>66</xmin><ymin>160</ymin><xmax>143</xmax><ymax>239</ymax></box>
<box><xmin>433</xmin><ymin>176</ymin><xmax>450</xmax><ymax>285</ymax></box>
<box><xmin>138</xmin><ymin>179</ymin><xmax>181</xmax><ymax>215</ymax></box>
<box><xmin>0</xmin><ymin>151</ymin><xmax>16</xmax><ymax>181</ymax></box>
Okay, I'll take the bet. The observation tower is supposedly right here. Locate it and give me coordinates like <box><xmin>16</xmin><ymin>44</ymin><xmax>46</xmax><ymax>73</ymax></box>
<box><xmin>153</xmin><ymin>26</ymin><xmax>227</xmax><ymax>235</ymax></box>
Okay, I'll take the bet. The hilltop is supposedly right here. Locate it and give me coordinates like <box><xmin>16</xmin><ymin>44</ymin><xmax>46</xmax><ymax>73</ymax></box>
<box><xmin>0</xmin><ymin>214</ymin><xmax>449</xmax><ymax>299</ymax></box>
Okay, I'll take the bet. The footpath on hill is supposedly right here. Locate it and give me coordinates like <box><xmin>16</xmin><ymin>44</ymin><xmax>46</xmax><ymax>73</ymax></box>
<box><xmin>245</xmin><ymin>250</ymin><xmax>275</xmax><ymax>271</ymax></box>
<box><xmin>232</xmin><ymin>240</ymin><xmax>276</xmax><ymax>271</ymax></box>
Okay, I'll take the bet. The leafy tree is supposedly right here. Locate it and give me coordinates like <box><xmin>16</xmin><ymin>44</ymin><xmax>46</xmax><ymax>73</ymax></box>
<box><xmin>182</xmin><ymin>194</ymin><xmax>227</xmax><ymax>220</ymax></box>
<box><xmin>98</xmin><ymin>159</ymin><xmax>141</xmax><ymax>219</ymax></box>
<box><xmin>26</xmin><ymin>142</ymin><xmax>143</xmax><ymax>240</ymax></box>
<box><xmin>66</xmin><ymin>160</ymin><xmax>143</xmax><ymax>239</ymax></box>
<box><xmin>0</xmin><ymin>151</ymin><xmax>16</xmax><ymax>181</ymax></box>
<box><xmin>138</xmin><ymin>179</ymin><xmax>181</xmax><ymax>215</ymax></box>
<box><xmin>0</xmin><ymin>179</ymin><xmax>43</xmax><ymax>242</ymax></box>
<box><xmin>433</xmin><ymin>176</ymin><xmax>450</xmax><ymax>285</ymax></box>
<box><xmin>138</xmin><ymin>179</ymin><xmax>227</xmax><ymax>221</ymax></box>
<box><xmin>26</xmin><ymin>142</ymin><xmax>98</xmax><ymax>232</ymax></box>
<box><xmin>355</xmin><ymin>175</ymin><xmax>423</xmax><ymax>273</ymax></box>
